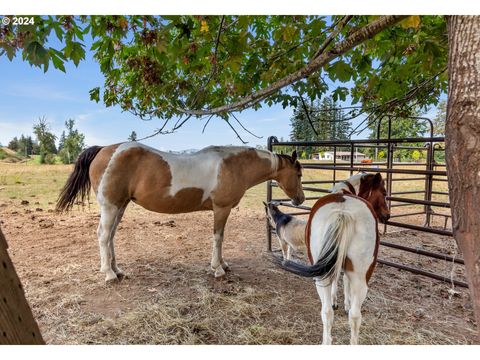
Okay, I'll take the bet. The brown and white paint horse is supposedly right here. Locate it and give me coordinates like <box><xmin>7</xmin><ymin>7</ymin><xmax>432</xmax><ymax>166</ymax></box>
<box><xmin>275</xmin><ymin>172</ymin><xmax>389</xmax><ymax>345</ymax></box>
<box><xmin>57</xmin><ymin>142</ymin><xmax>305</xmax><ymax>282</ymax></box>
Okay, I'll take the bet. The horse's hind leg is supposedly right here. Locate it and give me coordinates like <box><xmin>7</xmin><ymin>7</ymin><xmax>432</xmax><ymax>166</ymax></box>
<box><xmin>315</xmin><ymin>278</ymin><xmax>334</xmax><ymax>345</ymax></box>
<box><xmin>109</xmin><ymin>203</ymin><xmax>128</xmax><ymax>279</ymax></box>
<box><xmin>343</xmin><ymin>272</ymin><xmax>351</xmax><ymax>313</ymax></box>
<box><xmin>97</xmin><ymin>203</ymin><xmax>121</xmax><ymax>283</ymax></box>
<box><xmin>346</xmin><ymin>273</ymin><xmax>368</xmax><ymax>345</ymax></box>
<box><xmin>331</xmin><ymin>277</ymin><xmax>338</xmax><ymax>310</ymax></box>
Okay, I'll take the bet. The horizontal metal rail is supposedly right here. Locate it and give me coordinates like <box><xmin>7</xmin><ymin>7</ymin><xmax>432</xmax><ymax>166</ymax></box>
<box><xmin>387</xmin><ymin>197</ymin><xmax>450</xmax><ymax>208</ymax></box>
<box><xmin>377</xmin><ymin>259</ymin><xmax>468</xmax><ymax>288</ymax></box>
<box><xmin>391</xmin><ymin>177</ymin><xmax>426</xmax><ymax>182</ymax></box>
<box><xmin>271</xmin><ymin>137</ymin><xmax>446</xmax><ymax>147</ymax></box>
<box><xmin>431</xmin><ymin>191</ymin><xmax>449</xmax><ymax>196</ymax></box>
<box><xmin>301</xmin><ymin>164</ymin><xmax>447</xmax><ymax>176</ymax></box>
<box><xmin>385</xmin><ymin>220</ymin><xmax>453</xmax><ymax>236</ymax></box>
<box><xmin>380</xmin><ymin>241</ymin><xmax>464</xmax><ymax>265</ymax></box>
<box><xmin>391</xmin><ymin>190</ymin><xmax>426</xmax><ymax>195</ymax></box>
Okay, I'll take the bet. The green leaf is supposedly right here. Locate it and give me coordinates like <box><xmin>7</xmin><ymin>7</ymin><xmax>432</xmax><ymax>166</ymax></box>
<box><xmin>70</xmin><ymin>42</ymin><xmax>85</xmax><ymax>66</ymax></box>
<box><xmin>89</xmin><ymin>87</ymin><xmax>100</xmax><ymax>102</ymax></box>
<box><xmin>53</xmin><ymin>23</ymin><xmax>64</xmax><ymax>41</ymax></box>
<box><xmin>25</xmin><ymin>41</ymin><xmax>48</xmax><ymax>67</ymax></box>
<box><xmin>51</xmin><ymin>53</ymin><xmax>66</xmax><ymax>72</ymax></box>
<box><xmin>327</xmin><ymin>60</ymin><xmax>353</xmax><ymax>82</ymax></box>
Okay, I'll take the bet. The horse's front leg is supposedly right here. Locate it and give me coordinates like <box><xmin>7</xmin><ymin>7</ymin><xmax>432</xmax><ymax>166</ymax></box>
<box><xmin>211</xmin><ymin>205</ymin><xmax>232</xmax><ymax>278</ymax></box>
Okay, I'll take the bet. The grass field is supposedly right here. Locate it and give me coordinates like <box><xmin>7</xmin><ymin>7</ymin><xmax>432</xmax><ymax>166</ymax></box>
<box><xmin>0</xmin><ymin>159</ymin><xmax>449</xmax><ymax>214</ymax></box>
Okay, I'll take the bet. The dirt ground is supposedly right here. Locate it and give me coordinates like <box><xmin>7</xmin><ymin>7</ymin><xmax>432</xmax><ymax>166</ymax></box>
<box><xmin>0</xmin><ymin>199</ymin><xmax>477</xmax><ymax>345</ymax></box>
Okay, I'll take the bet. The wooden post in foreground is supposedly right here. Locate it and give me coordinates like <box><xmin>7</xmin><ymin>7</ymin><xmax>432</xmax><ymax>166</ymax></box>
<box><xmin>0</xmin><ymin>225</ymin><xmax>44</xmax><ymax>344</ymax></box>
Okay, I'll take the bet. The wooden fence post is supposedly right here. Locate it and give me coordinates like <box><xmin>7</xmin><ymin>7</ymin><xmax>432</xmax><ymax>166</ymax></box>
<box><xmin>0</xmin><ymin>225</ymin><xmax>44</xmax><ymax>344</ymax></box>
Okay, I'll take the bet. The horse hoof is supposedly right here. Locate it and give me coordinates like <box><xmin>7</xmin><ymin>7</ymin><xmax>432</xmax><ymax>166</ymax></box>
<box><xmin>221</xmin><ymin>261</ymin><xmax>230</xmax><ymax>271</ymax></box>
<box><xmin>105</xmin><ymin>271</ymin><xmax>119</xmax><ymax>284</ymax></box>
<box><xmin>114</xmin><ymin>268</ymin><xmax>126</xmax><ymax>280</ymax></box>
<box><xmin>214</xmin><ymin>266</ymin><xmax>226</xmax><ymax>279</ymax></box>
<box><xmin>116</xmin><ymin>272</ymin><xmax>126</xmax><ymax>281</ymax></box>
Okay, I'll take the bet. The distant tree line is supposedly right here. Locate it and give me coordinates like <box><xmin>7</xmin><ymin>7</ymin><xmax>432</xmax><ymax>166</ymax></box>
<box><xmin>289</xmin><ymin>96</ymin><xmax>352</xmax><ymax>158</ymax></box>
<box><xmin>6</xmin><ymin>117</ymin><xmax>86</xmax><ymax>164</ymax></box>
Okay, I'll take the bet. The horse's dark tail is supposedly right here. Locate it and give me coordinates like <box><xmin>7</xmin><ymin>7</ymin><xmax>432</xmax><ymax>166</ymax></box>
<box><xmin>272</xmin><ymin>212</ymin><xmax>353</xmax><ymax>283</ymax></box>
<box><xmin>56</xmin><ymin>146</ymin><xmax>103</xmax><ymax>213</ymax></box>
<box><xmin>272</xmin><ymin>245</ymin><xmax>338</xmax><ymax>279</ymax></box>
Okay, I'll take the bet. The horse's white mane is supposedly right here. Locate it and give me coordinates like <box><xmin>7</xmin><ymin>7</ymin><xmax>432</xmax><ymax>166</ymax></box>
<box><xmin>330</xmin><ymin>172</ymin><xmax>366</xmax><ymax>194</ymax></box>
<box><xmin>200</xmin><ymin>146</ymin><xmax>279</xmax><ymax>172</ymax></box>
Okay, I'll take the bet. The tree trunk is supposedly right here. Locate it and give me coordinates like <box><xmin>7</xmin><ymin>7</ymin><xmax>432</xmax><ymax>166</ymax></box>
<box><xmin>0</xmin><ymin>225</ymin><xmax>44</xmax><ymax>344</ymax></box>
<box><xmin>446</xmin><ymin>16</ymin><xmax>480</xmax><ymax>340</ymax></box>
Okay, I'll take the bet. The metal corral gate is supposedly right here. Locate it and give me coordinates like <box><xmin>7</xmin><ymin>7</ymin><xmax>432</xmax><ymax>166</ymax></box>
<box><xmin>266</xmin><ymin>116</ymin><xmax>467</xmax><ymax>288</ymax></box>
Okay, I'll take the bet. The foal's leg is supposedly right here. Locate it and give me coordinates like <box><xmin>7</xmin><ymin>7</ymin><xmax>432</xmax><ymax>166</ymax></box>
<box><xmin>331</xmin><ymin>278</ymin><xmax>338</xmax><ymax>310</ymax></box>
<box><xmin>315</xmin><ymin>278</ymin><xmax>334</xmax><ymax>345</ymax></box>
<box><xmin>346</xmin><ymin>273</ymin><xmax>368</xmax><ymax>345</ymax></box>
<box><xmin>97</xmin><ymin>203</ymin><xmax>121</xmax><ymax>283</ymax></box>
<box><xmin>286</xmin><ymin>245</ymin><xmax>293</xmax><ymax>260</ymax></box>
<box><xmin>276</xmin><ymin>235</ymin><xmax>289</xmax><ymax>260</ymax></box>
<box><xmin>211</xmin><ymin>206</ymin><xmax>232</xmax><ymax>278</ymax></box>
<box><xmin>343</xmin><ymin>272</ymin><xmax>351</xmax><ymax>313</ymax></box>
<box><xmin>109</xmin><ymin>204</ymin><xmax>128</xmax><ymax>278</ymax></box>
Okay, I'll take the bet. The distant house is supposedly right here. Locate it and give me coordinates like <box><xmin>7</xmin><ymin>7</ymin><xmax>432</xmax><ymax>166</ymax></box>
<box><xmin>313</xmin><ymin>151</ymin><xmax>369</xmax><ymax>162</ymax></box>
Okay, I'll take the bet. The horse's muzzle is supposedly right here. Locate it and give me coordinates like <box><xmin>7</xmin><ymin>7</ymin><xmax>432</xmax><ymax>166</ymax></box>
<box><xmin>291</xmin><ymin>196</ymin><xmax>305</xmax><ymax>206</ymax></box>
<box><xmin>379</xmin><ymin>213</ymin><xmax>390</xmax><ymax>224</ymax></box>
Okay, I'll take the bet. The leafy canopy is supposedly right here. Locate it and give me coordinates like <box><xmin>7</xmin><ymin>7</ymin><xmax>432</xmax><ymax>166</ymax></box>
<box><xmin>0</xmin><ymin>16</ymin><xmax>447</xmax><ymax>128</ymax></box>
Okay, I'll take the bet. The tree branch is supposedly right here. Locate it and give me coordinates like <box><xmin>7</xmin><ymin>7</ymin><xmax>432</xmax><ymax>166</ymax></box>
<box><xmin>230</xmin><ymin>113</ymin><xmax>263</xmax><ymax>139</ymax></box>
<box><xmin>175</xmin><ymin>15</ymin><xmax>408</xmax><ymax>116</ymax></box>
<box><xmin>310</xmin><ymin>15</ymin><xmax>353</xmax><ymax>62</ymax></box>
<box><xmin>225</xmin><ymin>119</ymin><xmax>248</xmax><ymax>144</ymax></box>
<box><xmin>202</xmin><ymin>114</ymin><xmax>214</xmax><ymax>133</ymax></box>
<box><xmin>298</xmin><ymin>93</ymin><xmax>318</xmax><ymax>136</ymax></box>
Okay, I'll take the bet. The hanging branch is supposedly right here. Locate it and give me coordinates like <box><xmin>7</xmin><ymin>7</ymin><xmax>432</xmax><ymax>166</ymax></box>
<box><xmin>297</xmin><ymin>93</ymin><xmax>318</xmax><ymax>136</ymax></box>
<box><xmin>224</xmin><ymin>119</ymin><xmax>248</xmax><ymax>144</ymax></box>
<box><xmin>230</xmin><ymin>113</ymin><xmax>263</xmax><ymax>139</ymax></box>
<box><xmin>137</xmin><ymin>114</ymin><xmax>193</xmax><ymax>141</ymax></box>
<box><xmin>202</xmin><ymin>114</ymin><xmax>214</xmax><ymax>133</ymax></box>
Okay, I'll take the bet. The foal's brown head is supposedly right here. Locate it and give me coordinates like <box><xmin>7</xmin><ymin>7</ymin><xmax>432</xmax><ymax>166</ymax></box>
<box><xmin>275</xmin><ymin>151</ymin><xmax>305</xmax><ymax>206</ymax></box>
<box><xmin>358</xmin><ymin>172</ymin><xmax>390</xmax><ymax>223</ymax></box>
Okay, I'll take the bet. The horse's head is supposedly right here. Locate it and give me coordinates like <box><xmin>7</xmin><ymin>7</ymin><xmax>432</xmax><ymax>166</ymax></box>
<box><xmin>358</xmin><ymin>172</ymin><xmax>390</xmax><ymax>223</ymax></box>
<box><xmin>275</xmin><ymin>151</ymin><xmax>305</xmax><ymax>206</ymax></box>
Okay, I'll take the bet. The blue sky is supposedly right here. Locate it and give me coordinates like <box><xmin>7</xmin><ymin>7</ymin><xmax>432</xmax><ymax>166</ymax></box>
<box><xmin>0</xmin><ymin>29</ymin><xmax>439</xmax><ymax>151</ymax></box>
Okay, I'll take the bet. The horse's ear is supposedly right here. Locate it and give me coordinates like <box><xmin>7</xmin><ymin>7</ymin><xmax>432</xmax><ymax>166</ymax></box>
<box><xmin>291</xmin><ymin>150</ymin><xmax>297</xmax><ymax>162</ymax></box>
<box><xmin>373</xmin><ymin>172</ymin><xmax>382</xmax><ymax>185</ymax></box>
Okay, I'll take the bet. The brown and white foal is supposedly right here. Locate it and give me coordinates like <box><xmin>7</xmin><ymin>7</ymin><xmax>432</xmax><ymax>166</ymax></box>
<box><xmin>57</xmin><ymin>142</ymin><xmax>305</xmax><ymax>282</ymax></box>
<box><xmin>274</xmin><ymin>172</ymin><xmax>389</xmax><ymax>344</ymax></box>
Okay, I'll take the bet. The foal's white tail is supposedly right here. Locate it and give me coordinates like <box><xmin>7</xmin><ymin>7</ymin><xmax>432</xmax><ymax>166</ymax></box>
<box><xmin>275</xmin><ymin>210</ymin><xmax>354</xmax><ymax>284</ymax></box>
